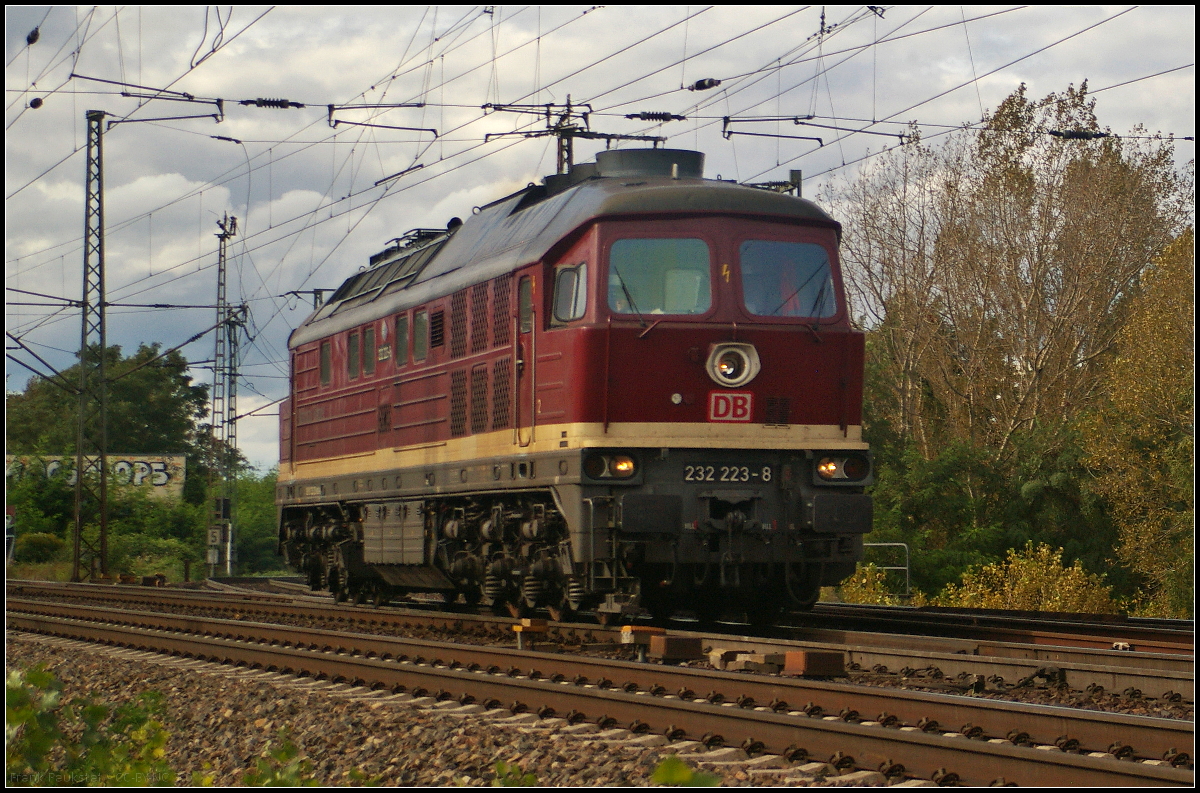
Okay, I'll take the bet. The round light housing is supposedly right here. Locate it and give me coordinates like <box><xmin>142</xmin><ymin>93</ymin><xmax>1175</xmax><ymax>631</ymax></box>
<box><xmin>816</xmin><ymin>454</ymin><xmax>870</xmax><ymax>482</ymax></box>
<box><xmin>584</xmin><ymin>453</ymin><xmax>637</xmax><ymax>479</ymax></box>
<box><xmin>706</xmin><ymin>343</ymin><xmax>761</xmax><ymax>388</ymax></box>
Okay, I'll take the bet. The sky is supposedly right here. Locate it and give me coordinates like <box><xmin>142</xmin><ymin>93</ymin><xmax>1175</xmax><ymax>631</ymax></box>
<box><xmin>5</xmin><ymin>5</ymin><xmax>1195</xmax><ymax>470</ymax></box>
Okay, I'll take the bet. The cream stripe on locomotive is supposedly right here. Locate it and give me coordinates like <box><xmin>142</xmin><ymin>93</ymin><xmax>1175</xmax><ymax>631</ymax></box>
<box><xmin>279</xmin><ymin>420</ymin><xmax>865</xmax><ymax>482</ymax></box>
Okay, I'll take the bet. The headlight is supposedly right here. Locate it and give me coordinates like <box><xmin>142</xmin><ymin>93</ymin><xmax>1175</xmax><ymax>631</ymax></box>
<box><xmin>706</xmin><ymin>343</ymin><xmax>761</xmax><ymax>388</ymax></box>
<box><xmin>584</xmin><ymin>453</ymin><xmax>637</xmax><ymax>479</ymax></box>
<box><xmin>816</xmin><ymin>454</ymin><xmax>870</xmax><ymax>482</ymax></box>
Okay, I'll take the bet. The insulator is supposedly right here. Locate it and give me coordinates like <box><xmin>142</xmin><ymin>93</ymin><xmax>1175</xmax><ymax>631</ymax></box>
<box><xmin>689</xmin><ymin>78</ymin><xmax>721</xmax><ymax>91</ymax></box>
<box><xmin>520</xmin><ymin>519</ymin><xmax>542</xmax><ymax>539</ymax></box>
<box><xmin>1048</xmin><ymin>129</ymin><xmax>1110</xmax><ymax>140</ymax></box>
<box><xmin>240</xmin><ymin>97</ymin><xmax>305</xmax><ymax>109</ymax></box>
<box><xmin>442</xmin><ymin>518</ymin><xmax>460</xmax><ymax>539</ymax></box>
<box><xmin>625</xmin><ymin>111</ymin><xmax>686</xmax><ymax>122</ymax></box>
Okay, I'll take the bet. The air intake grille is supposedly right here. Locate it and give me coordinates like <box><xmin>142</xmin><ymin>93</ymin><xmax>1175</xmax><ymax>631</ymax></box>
<box><xmin>449</xmin><ymin>370</ymin><xmax>468</xmax><ymax>436</ymax></box>
<box><xmin>470</xmin><ymin>283</ymin><xmax>490</xmax><ymax>353</ymax></box>
<box><xmin>450</xmin><ymin>290</ymin><xmax>468</xmax><ymax>358</ymax></box>
<box><xmin>470</xmin><ymin>365</ymin><xmax>490</xmax><ymax>434</ymax></box>
<box><xmin>492</xmin><ymin>274</ymin><xmax>513</xmax><ymax>347</ymax></box>
<box><xmin>765</xmin><ymin>396</ymin><xmax>791</xmax><ymax>426</ymax></box>
<box><xmin>491</xmin><ymin>357</ymin><xmax>512</xmax><ymax>430</ymax></box>
<box><xmin>430</xmin><ymin>310</ymin><xmax>445</xmax><ymax>347</ymax></box>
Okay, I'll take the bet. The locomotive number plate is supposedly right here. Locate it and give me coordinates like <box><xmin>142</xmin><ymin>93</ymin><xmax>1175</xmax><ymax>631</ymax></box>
<box><xmin>684</xmin><ymin>464</ymin><xmax>773</xmax><ymax>483</ymax></box>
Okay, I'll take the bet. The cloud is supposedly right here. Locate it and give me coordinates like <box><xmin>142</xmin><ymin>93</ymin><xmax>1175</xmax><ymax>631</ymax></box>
<box><xmin>6</xmin><ymin>5</ymin><xmax>1194</xmax><ymax>471</ymax></box>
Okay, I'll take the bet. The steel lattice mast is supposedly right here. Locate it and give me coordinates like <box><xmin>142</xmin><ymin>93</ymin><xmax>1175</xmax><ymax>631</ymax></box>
<box><xmin>209</xmin><ymin>215</ymin><xmax>243</xmax><ymax>576</ymax></box>
<box><xmin>72</xmin><ymin>109</ymin><xmax>109</xmax><ymax>582</ymax></box>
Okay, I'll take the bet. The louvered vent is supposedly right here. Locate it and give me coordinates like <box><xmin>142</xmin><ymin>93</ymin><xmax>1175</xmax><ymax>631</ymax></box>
<box><xmin>765</xmin><ymin>396</ymin><xmax>791</xmax><ymax>426</ymax></box>
<box><xmin>430</xmin><ymin>310</ymin><xmax>445</xmax><ymax>347</ymax></box>
<box><xmin>491</xmin><ymin>357</ymin><xmax>512</xmax><ymax>430</ymax></box>
<box><xmin>492</xmin><ymin>274</ymin><xmax>513</xmax><ymax>347</ymax></box>
<box><xmin>470</xmin><ymin>283</ymin><xmax>490</xmax><ymax>353</ymax></box>
<box><xmin>450</xmin><ymin>290</ymin><xmax>468</xmax><ymax>358</ymax></box>
<box><xmin>449</xmin><ymin>370</ymin><xmax>468</xmax><ymax>436</ymax></box>
<box><xmin>470</xmin><ymin>365</ymin><xmax>490</xmax><ymax>434</ymax></box>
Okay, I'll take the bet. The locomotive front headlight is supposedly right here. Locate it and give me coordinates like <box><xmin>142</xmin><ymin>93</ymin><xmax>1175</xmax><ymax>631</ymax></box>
<box><xmin>716</xmin><ymin>350</ymin><xmax>746</xmax><ymax>380</ymax></box>
<box><xmin>706</xmin><ymin>343</ymin><xmax>761</xmax><ymax>388</ymax></box>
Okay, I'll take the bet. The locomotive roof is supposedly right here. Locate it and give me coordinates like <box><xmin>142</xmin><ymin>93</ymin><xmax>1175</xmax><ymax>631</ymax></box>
<box><xmin>290</xmin><ymin>170</ymin><xmax>840</xmax><ymax>349</ymax></box>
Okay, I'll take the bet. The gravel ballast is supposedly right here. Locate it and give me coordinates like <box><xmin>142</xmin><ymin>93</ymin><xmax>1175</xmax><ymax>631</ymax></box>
<box><xmin>6</xmin><ymin>631</ymin><xmax>879</xmax><ymax>787</ymax></box>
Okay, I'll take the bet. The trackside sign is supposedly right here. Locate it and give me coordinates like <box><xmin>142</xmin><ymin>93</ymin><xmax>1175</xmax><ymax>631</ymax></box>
<box><xmin>708</xmin><ymin>392</ymin><xmax>753</xmax><ymax>422</ymax></box>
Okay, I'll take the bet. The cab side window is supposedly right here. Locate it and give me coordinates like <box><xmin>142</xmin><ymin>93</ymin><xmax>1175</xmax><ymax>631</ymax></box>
<box><xmin>363</xmin><ymin>325</ymin><xmax>376</xmax><ymax>375</ymax></box>
<box><xmin>395</xmin><ymin>314</ymin><xmax>409</xmax><ymax>367</ymax></box>
<box><xmin>319</xmin><ymin>341</ymin><xmax>331</xmax><ymax>386</ymax></box>
<box><xmin>413</xmin><ymin>310</ymin><xmax>428</xmax><ymax>362</ymax></box>
<box><xmin>348</xmin><ymin>331</ymin><xmax>360</xmax><ymax>378</ymax></box>
<box><xmin>518</xmin><ymin>276</ymin><xmax>534</xmax><ymax>333</ymax></box>
<box><xmin>552</xmin><ymin>263</ymin><xmax>587</xmax><ymax>323</ymax></box>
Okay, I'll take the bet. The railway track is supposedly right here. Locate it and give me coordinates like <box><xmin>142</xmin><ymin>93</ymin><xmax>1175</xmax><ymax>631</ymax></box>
<box><xmin>8</xmin><ymin>580</ymin><xmax>1193</xmax><ymax>699</ymax></box>
<box><xmin>6</xmin><ymin>599</ymin><xmax>1192</xmax><ymax>787</ymax></box>
<box><xmin>798</xmin><ymin>602</ymin><xmax>1192</xmax><ymax>655</ymax></box>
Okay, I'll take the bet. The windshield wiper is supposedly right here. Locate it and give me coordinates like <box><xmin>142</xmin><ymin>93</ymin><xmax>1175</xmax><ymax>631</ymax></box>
<box><xmin>769</xmin><ymin>267</ymin><xmax>823</xmax><ymax>316</ymax></box>
<box><xmin>611</xmin><ymin>265</ymin><xmax>648</xmax><ymax>328</ymax></box>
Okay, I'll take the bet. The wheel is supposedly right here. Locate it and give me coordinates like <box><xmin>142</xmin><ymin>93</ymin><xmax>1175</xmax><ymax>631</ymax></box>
<box><xmin>372</xmin><ymin>586</ymin><xmax>390</xmax><ymax>608</ymax></box>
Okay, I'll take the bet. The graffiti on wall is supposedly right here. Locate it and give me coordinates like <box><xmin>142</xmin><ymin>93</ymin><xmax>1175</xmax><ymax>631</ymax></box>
<box><xmin>5</xmin><ymin>455</ymin><xmax>186</xmax><ymax>500</ymax></box>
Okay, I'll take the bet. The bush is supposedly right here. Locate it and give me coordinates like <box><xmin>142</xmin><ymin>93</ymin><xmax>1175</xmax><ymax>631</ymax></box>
<box><xmin>12</xmin><ymin>533</ymin><xmax>67</xmax><ymax>564</ymax></box>
<box><xmin>935</xmin><ymin>543</ymin><xmax>1119</xmax><ymax>613</ymax></box>
<box><xmin>836</xmin><ymin>563</ymin><xmax>903</xmax><ymax>606</ymax></box>
<box><xmin>5</xmin><ymin>667</ymin><xmax>175</xmax><ymax>787</ymax></box>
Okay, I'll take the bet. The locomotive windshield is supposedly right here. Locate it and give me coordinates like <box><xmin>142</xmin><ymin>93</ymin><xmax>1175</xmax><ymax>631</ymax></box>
<box><xmin>739</xmin><ymin>240</ymin><xmax>836</xmax><ymax>318</ymax></box>
<box><xmin>607</xmin><ymin>238</ymin><xmax>711</xmax><ymax>315</ymax></box>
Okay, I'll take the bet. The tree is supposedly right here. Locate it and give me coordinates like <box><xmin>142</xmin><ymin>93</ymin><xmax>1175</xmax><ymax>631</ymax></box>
<box><xmin>1081</xmin><ymin>231</ymin><xmax>1194</xmax><ymax>617</ymax></box>
<box><xmin>827</xmin><ymin>84</ymin><xmax>1192</xmax><ymax>599</ymax></box>
<box><xmin>235</xmin><ymin>468</ymin><xmax>285</xmax><ymax>574</ymax></box>
<box><xmin>833</xmin><ymin>84</ymin><xmax>1191</xmax><ymax>460</ymax></box>
<box><xmin>5</xmin><ymin>343</ymin><xmax>233</xmax><ymax>504</ymax></box>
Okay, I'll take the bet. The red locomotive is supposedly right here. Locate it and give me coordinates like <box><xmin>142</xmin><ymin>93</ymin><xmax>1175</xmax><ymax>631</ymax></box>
<box><xmin>277</xmin><ymin>148</ymin><xmax>872</xmax><ymax>622</ymax></box>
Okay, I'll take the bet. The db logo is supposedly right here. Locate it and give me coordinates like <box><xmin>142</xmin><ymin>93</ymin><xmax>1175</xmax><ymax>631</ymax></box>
<box><xmin>708</xmin><ymin>391</ymin><xmax>753</xmax><ymax>422</ymax></box>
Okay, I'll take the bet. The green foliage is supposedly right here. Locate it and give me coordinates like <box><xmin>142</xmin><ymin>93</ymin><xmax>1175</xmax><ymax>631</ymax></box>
<box><xmin>650</xmin><ymin>755</ymin><xmax>720</xmax><ymax>786</ymax></box>
<box><xmin>1081</xmin><ymin>230</ymin><xmax>1194</xmax><ymax>617</ymax></box>
<box><xmin>12</xmin><ymin>533</ymin><xmax>67</xmax><ymax>564</ymax></box>
<box><xmin>235</xmin><ymin>468</ymin><xmax>285</xmax><ymax>574</ymax></box>
<box><xmin>935</xmin><ymin>543</ymin><xmax>1119</xmax><ymax>613</ymax></box>
<box><xmin>240</xmin><ymin>732</ymin><xmax>320</xmax><ymax>787</ymax></box>
<box><xmin>837</xmin><ymin>563</ymin><xmax>903</xmax><ymax>605</ymax></box>
<box><xmin>4</xmin><ymin>459</ymin><xmax>76</xmax><ymax>538</ymax></box>
<box><xmin>6</xmin><ymin>344</ymin><xmax>216</xmax><ymax>489</ymax></box>
<box><xmin>492</xmin><ymin>760</ymin><xmax>537</xmax><ymax>787</ymax></box>
<box><xmin>5</xmin><ymin>667</ymin><xmax>176</xmax><ymax>787</ymax></box>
